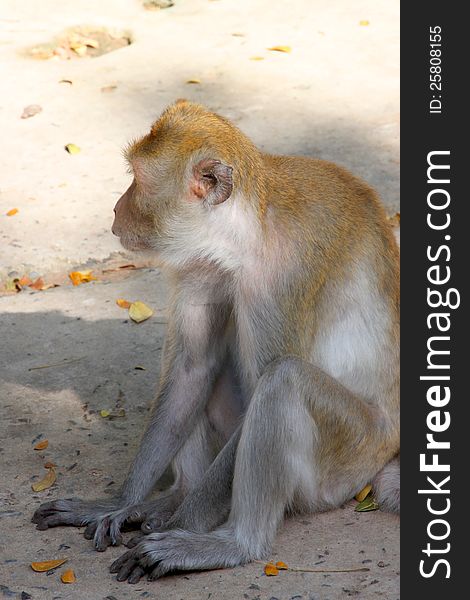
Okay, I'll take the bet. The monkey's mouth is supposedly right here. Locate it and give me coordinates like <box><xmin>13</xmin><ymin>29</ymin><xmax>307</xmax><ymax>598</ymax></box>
<box><xmin>114</xmin><ymin>232</ymin><xmax>154</xmax><ymax>252</ymax></box>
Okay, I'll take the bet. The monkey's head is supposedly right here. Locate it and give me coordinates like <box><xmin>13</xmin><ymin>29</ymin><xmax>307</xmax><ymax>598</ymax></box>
<box><xmin>112</xmin><ymin>100</ymin><xmax>263</xmax><ymax>267</ymax></box>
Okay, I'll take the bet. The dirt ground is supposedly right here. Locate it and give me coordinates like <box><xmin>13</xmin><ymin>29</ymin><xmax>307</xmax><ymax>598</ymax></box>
<box><xmin>0</xmin><ymin>1</ymin><xmax>399</xmax><ymax>599</ymax></box>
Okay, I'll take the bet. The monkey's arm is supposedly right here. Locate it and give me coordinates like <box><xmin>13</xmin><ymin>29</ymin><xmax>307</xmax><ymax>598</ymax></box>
<box><xmin>32</xmin><ymin>283</ymin><xmax>231</xmax><ymax>549</ymax></box>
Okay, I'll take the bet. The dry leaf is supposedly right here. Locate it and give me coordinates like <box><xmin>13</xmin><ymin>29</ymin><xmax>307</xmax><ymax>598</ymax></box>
<box><xmin>34</xmin><ymin>440</ymin><xmax>49</xmax><ymax>451</ymax></box>
<box><xmin>355</xmin><ymin>484</ymin><xmax>372</xmax><ymax>503</ymax></box>
<box><xmin>275</xmin><ymin>561</ymin><xmax>289</xmax><ymax>570</ymax></box>
<box><xmin>144</xmin><ymin>0</ymin><xmax>174</xmax><ymax>9</ymax></box>
<box><xmin>134</xmin><ymin>365</ymin><xmax>146</xmax><ymax>370</ymax></box>
<box><xmin>4</xmin><ymin>279</ymin><xmax>19</xmax><ymax>292</ymax></box>
<box><xmin>40</xmin><ymin>282</ymin><xmax>59</xmax><ymax>291</ymax></box>
<box><xmin>29</xmin><ymin>277</ymin><xmax>45</xmax><ymax>291</ymax></box>
<box><xmin>44</xmin><ymin>461</ymin><xmax>56</xmax><ymax>468</ymax></box>
<box><xmin>61</xmin><ymin>568</ymin><xmax>76</xmax><ymax>583</ymax></box>
<box><xmin>129</xmin><ymin>301</ymin><xmax>153</xmax><ymax>323</ymax></box>
<box><xmin>19</xmin><ymin>275</ymin><xmax>33</xmax><ymax>286</ymax></box>
<box><xmin>359</xmin><ymin>20</ymin><xmax>370</xmax><ymax>26</ymax></box>
<box><xmin>59</xmin><ymin>79</ymin><xmax>73</xmax><ymax>85</ymax></box>
<box><xmin>264</xmin><ymin>562</ymin><xmax>280</xmax><ymax>576</ymax></box>
<box><xmin>31</xmin><ymin>558</ymin><xmax>68</xmax><ymax>572</ymax></box>
<box><xmin>250</xmin><ymin>56</ymin><xmax>265</xmax><ymax>61</ymax></box>
<box><xmin>267</xmin><ymin>45</ymin><xmax>291</xmax><ymax>53</ymax></box>
<box><xmin>101</xmin><ymin>85</ymin><xmax>117</xmax><ymax>93</ymax></box>
<box><xmin>6</xmin><ymin>208</ymin><xmax>19</xmax><ymax>216</ymax></box>
<box><xmin>65</xmin><ymin>143</ymin><xmax>81</xmax><ymax>155</ymax></box>
<box><xmin>186</xmin><ymin>79</ymin><xmax>201</xmax><ymax>84</ymax></box>
<box><xmin>116</xmin><ymin>298</ymin><xmax>132</xmax><ymax>309</ymax></box>
<box><xmin>69</xmin><ymin>270</ymin><xmax>96</xmax><ymax>286</ymax></box>
<box><xmin>100</xmin><ymin>409</ymin><xmax>111</xmax><ymax>418</ymax></box>
<box><xmin>21</xmin><ymin>105</ymin><xmax>42</xmax><ymax>119</ymax></box>
<box><xmin>355</xmin><ymin>493</ymin><xmax>379</xmax><ymax>512</ymax></box>
<box><xmin>32</xmin><ymin>466</ymin><xmax>56</xmax><ymax>492</ymax></box>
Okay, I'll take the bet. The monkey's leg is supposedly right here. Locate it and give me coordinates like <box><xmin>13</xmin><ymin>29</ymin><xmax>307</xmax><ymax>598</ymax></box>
<box><xmin>128</xmin><ymin>369</ymin><xmax>243</xmax><ymax>546</ymax></box>
<box><xmin>110</xmin><ymin>356</ymin><xmax>398</xmax><ymax>583</ymax></box>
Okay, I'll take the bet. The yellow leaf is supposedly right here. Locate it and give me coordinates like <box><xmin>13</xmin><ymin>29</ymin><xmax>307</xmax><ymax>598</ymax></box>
<box><xmin>61</xmin><ymin>568</ymin><xmax>76</xmax><ymax>583</ymax></box>
<box><xmin>264</xmin><ymin>562</ymin><xmax>280</xmax><ymax>576</ymax></box>
<box><xmin>6</xmin><ymin>208</ymin><xmax>19</xmax><ymax>216</ymax></box>
<box><xmin>69</xmin><ymin>270</ymin><xmax>96</xmax><ymax>286</ymax></box>
<box><xmin>44</xmin><ymin>461</ymin><xmax>56</xmax><ymax>469</ymax></box>
<box><xmin>32</xmin><ymin>467</ymin><xmax>56</xmax><ymax>492</ymax></box>
<box><xmin>186</xmin><ymin>79</ymin><xmax>201</xmax><ymax>84</ymax></box>
<box><xmin>100</xmin><ymin>409</ymin><xmax>111</xmax><ymax>418</ymax></box>
<box><xmin>359</xmin><ymin>20</ymin><xmax>370</xmax><ymax>26</ymax></box>
<box><xmin>129</xmin><ymin>301</ymin><xmax>153</xmax><ymax>323</ymax></box>
<box><xmin>267</xmin><ymin>46</ymin><xmax>291</xmax><ymax>53</ymax></box>
<box><xmin>34</xmin><ymin>440</ymin><xmax>49</xmax><ymax>451</ymax></box>
<box><xmin>65</xmin><ymin>143</ymin><xmax>81</xmax><ymax>155</ymax></box>
<box><xmin>116</xmin><ymin>298</ymin><xmax>132</xmax><ymax>309</ymax></box>
<box><xmin>355</xmin><ymin>484</ymin><xmax>372</xmax><ymax>502</ymax></box>
<box><xmin>29</xmin><ymin>277</ymin><xmax>45</xmax><ymax>291</ymax></box>
<box><xmin>276</xmin><ymin>561</ymin><xmax>289</xmax><ymax>570</ymax></box>
<box><xmin>31</xmin><ymin>558</ymin><xmax>68</xmax><ymax>572</ymax></box>
<box><xmin>250</xmin><ymin>56</ymin><xmax>265</xmax><ymax>61</ymax></box>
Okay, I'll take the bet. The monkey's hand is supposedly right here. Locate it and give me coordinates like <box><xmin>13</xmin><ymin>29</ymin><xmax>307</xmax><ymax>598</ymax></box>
<box><xmin>110</xmin><ymin>528</ymin><xmax>249</xmax><ymax>583</ymax></box>
<box><xmin>32</xmin><ymin>498</ymin><xmax>147</xmax><ymax>551</ymax></box>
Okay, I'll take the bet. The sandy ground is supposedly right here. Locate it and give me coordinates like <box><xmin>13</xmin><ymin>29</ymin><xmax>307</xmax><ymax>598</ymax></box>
<box><xmin>0</xmin><ymin>1</ymin><xmax>399</xmax><ymax>599</ymax></box>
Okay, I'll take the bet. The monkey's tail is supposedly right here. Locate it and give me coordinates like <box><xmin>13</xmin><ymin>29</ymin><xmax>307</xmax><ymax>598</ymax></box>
<box><xmin>372</xmin><ymin>455</ymin><xmax>400</xmax><ymax>514</ymax></box>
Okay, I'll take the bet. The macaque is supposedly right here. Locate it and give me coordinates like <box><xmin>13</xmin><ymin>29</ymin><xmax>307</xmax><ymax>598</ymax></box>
<box><xmin>33</xmin><ymin>100</ymin><xmax>400</xmax><ymax>583</ymax></box>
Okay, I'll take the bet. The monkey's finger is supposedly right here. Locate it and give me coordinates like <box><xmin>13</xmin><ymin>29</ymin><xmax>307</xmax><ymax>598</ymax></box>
<box><xmin>110</xmin><ymin>551</ymin><xmax>135</xmax><ymax>573</ymax></box>
<box><xmin>35</xmin><ymin>513</ymin><xmax>83</xmax><ymax>530</ymax></box>
<box><xmin>31</xmin><ymin>499</ymin><xmax>75</xmax><ymax>523</ymax></box>
<box><xmin>115</xmin><ymin>558</ymin><xmax>139</xmax><ymax>582</ymax></box>
<box><xmin>109</xmin><ymin>519</ymin><xmax>123</xmax><ymax>546</ymax></box>
<box><xmin>94</xmin><ymin>516</ymin><xmax>112</xmax><ymax>551</ymax></box>
<box><xmin>127</xmin><ymin>566</ymin><xmax>145</xmax><ymax>584</ymax></box>
<box><xmin>126</xmin><ymin>534</ymin><xmax>144</xmax><ymax>548</ymax></box>
<box><xmin>84</xmin><ymin>522</ymin><xmax>97</xmax><ymax>539</ymax></box>
<box><xmin>141</xmin><ymin>516</ymin><xmax>166</xmax><ymax>533</ymax></box>
<box><xmin>147</xmin><ymin>562</ymin><xmax>168</xmax><ymax>581</ymax></box>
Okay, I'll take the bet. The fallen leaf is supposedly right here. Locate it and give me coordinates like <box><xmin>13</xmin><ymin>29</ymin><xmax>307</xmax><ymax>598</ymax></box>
<box><xmin>70</xmin><ymin>44</ymin><xmax>87</xmax><ymax>56</ymax></box>
<box><xmin>29</xmin><ymin>277</ymin><xmax>45</xmax><ymax>291</ymax></box>
<box><xmin>134</xmin><ymin>365</ymin><xmax>146</xmax><ymax>370</ymax></box>
<box><xmin>100</xmin><ymin>409</ymin><xmax>111</xmax><ymax>418</ymax></box>
<box><xmin>267</xmin><ymin>45</ymin><xmax>291</xmax><ymax>53</ymax></box>
<box><xmin>355</xmin><ymin>493</ymin><xmax>379</xmax><ymax>512</ymax></box>
<box><xmin>65</xmin><ymin>143</ymin><xmax>81</xmax><ymax>155</ymax></box>
<box><xmin>250</xmin><ymin>56</ymin><xmax>265</xmax><ymax>61</ymax></box>
<box><xmin>359</xmin><ymin>20</ymin><xmax>370</xmax><ymax>26</ymax></box>
<box><xmin>231</xmin><ymin>32</ymin><xmax>245</xmax><ymax>37</ymax></box>
<box><xmin>6</xmin><ymin>208</ymin><xmax>19</xmax><ymax>216</ymax></box>
<box><xmin>101</xmin><ymin>85</ymin><xmax>117</xmax><ymax>93</ymax></box>
<box><xmin>34</xmin><ymin>440</ymin><xmax>49</xmax><ymax>451</ymax></box>
<box><xmin>69</xmin><ymin>270</ymin><xmax>97</xmax><ymax>286</ymax></box>
<box><xmin>129</xmin><ymin>301</ymin><xmax>153</xmax><ymax>323</ymax></box>
<box><xmin>44</xmin><ymin>461</ymin><xmax>56</xmax><ymax>468</ymax></box>
<box><xmin>18</xmin><ymin>275</ymin><xmax>33</xmax><ymax>286</ymax></box>
<box><xmin>21</xmin><ymin>105</ymin><xmax>42</xmax><ymax>119</ymax></box>
<box><xmin>116</xmin><ymin>298</ymin><xmax>132</xmax><ymax>309</ymax></box>
<box><xmin>186</xmin><ymin>79</ymin><xmax>201</xmax><ymax>84</ymax></box>
<box><xmin>61</xmin><ymin>568</ymin><xmax>76</xmax><ymax>583</ymax></box>
<box><xmin>32</xmin><ymin>466</ymin><xmax>56</xmax><ymax>492</ymax></box>
<box><xmin>40</xmin><ymin>282</ymin><xmax>60</xmax><ymax>291</ymax></box>
<box><xmin>355</xmin><ymin>484</ymin><xmax>372</xmax><ymax>502</ymax></box>
<box><xmin>4</xmin><ymin>279</ymin><xmax>20</xmax><ymax>292</ymax></box>
<box><xmin>59</xmin><ymin>79</ymin><xmax>73</xmax><ymax>85</ymax></box>
<box><xmin>144</xmin><ymin>0</ymin><xmax>174</xmax><ymax>9</ymax></box>
<box><xmin>275</xmin><ymin>561</ymin><xmax>289</xmax><ymax>570</ymax></box>
<box><xmin>264</xmin><ymin>562</ymin><xmax>280</xmax><ymax>576</ymax></box>
<box><xmin>31</xmin><ymin>558</ymin><xmax>68</xmax><ymax>572</ymax></box>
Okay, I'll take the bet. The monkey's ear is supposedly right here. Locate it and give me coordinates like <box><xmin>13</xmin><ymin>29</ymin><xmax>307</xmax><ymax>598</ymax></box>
<box><xmin>190</xmin><ymin>159</ymin><xmax>233</xmax><ymax>205</ymax></box>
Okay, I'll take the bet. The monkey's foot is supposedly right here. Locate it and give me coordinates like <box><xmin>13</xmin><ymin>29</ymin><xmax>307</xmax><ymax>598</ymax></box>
<box><xmin>32</xmin><ymin>498</ymin><xmax>147</xmax><ymax>551</ymax></box>
<box><xmin>110</xmin><ymin>528</ymin><xmax>250</xmax><ymax>583</ymax></box>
